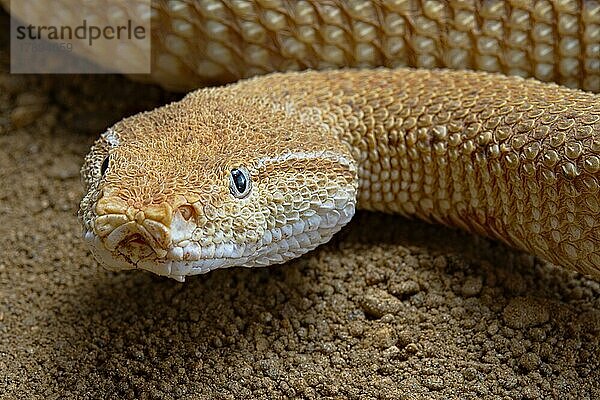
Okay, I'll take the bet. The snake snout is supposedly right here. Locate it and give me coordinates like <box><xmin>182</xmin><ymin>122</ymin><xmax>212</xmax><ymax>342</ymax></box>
<box><xmin>93</xmin><ymin>196</ymin><xmax>173</xmax><ymax>258</ymax></box>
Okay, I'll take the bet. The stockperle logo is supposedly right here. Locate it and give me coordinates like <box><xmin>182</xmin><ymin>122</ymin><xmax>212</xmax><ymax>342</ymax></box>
<box><xmin>10</xmin><ymin>0</ymin><xmax>151</xmax><ymax>74</ymax></box>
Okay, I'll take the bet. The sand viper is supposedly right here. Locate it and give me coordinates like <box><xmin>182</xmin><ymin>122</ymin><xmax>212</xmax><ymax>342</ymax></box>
<box><xmin>5</xmin><ymin>1</ymin><xmax>600</xmax><ymax>281</ymax></box>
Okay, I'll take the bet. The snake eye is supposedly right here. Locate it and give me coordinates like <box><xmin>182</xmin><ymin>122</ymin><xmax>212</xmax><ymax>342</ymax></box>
<box><xmin>100</xmin><ymin>156</ymin><xmax>109</xmax><ymax>175</ymax></box>
<box><xmin>229</xmin><ymin>167</ymin><xmax>251</xmax><ymax>198</ymax></box>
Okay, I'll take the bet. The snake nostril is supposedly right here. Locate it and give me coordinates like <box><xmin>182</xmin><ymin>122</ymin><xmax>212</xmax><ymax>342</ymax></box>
<box><xmin>179</xmin><ymin>205</ymin><xmax>195</xmax><ymax>221</ymax></box>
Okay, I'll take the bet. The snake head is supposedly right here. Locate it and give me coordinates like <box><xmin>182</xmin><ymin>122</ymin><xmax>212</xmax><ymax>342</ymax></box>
<box><xmin>79</xmin><ymin>87</ymin><xmax>357</xmax><ymax>281</ymax></box>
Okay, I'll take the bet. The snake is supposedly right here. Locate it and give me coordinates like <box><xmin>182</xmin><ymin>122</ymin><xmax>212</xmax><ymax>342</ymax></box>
<box><xmin>5</xmin><ymin>1</ymin><xmax>600</xmax><ymax>281</ymax></box>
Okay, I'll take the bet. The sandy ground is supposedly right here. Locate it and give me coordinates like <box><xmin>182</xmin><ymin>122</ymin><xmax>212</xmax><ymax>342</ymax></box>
<box><xmin>1</xmin><ymin>14</ymin><xmax>599</xmax><ymax>400</ymax></box>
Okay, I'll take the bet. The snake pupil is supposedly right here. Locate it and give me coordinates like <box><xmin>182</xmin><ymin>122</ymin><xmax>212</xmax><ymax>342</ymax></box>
<box><xmin>230</xmin><ymin>168</ymin><xmax>251</xmax><ymax>198</ymax></box>
<box><xmin>232</xmin><ymin>169</ymin><xmax>246</xmax><ymax>192</ymax></box>
<box><xmin>100</xmin><ymin>156</ymin><xmax>109</xmax><ymax>175</ymax></box>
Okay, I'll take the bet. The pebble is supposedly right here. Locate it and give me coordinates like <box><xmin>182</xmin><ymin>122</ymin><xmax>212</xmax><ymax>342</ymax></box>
<box><xmin>10</xmin><ymin>92</ymin><xmax>49</xmax><ymax>128</ymax></box>
<box><xmin>348</xmin><ymin>321</ymin><xmax>364</xmax><ymax>337</ymax></box>
<box><xmin>432</xmin><ymin>255</ymin><xmax>448</xmax><ymax>269</ymax></box>
<box><xmin>360</xmin><ymin>288</ymin><xmax>404</xmax><ymax>318</ymax></box>
<box><xmin>503</xmin><ymin>297</ymin><xmax>550</xmax><ymax>329</ymax></box>
<box><xmin>396</xmin><ymin>330</ymin><xmax>416</xmax><ymax>348</ymax></box>
<box><xmin>389</xmin><ymin>279</ymin><xmax>420</xmax><ymax>298</ymax></box>
<box><xmin>382</xmin><ymin>345</ymin><xmax>400</xmax><ymax>359</ymax></box>
<box><xmin>519</xmin><ymin>353</ymin><xmax>541</xmax><ymax>372</ymax></box>
<box><xmin>368</xmin><ymin>326</ymin><xmax>397</xmax><ymax>349</ymax></box>
<box><xmin>405</xmin><ymin>343</ymin><xmax>419</xmax><ymax>354</ymax></box>
<box><xmin>462</xmin><ymin>367</ymin><xmax>478</xmax><ymax>381</ymax></box>
<box><xmin>522</xmin><ymin>384</ymin><xmax>542</xmax><ymax>399</ymax></box>
<box><xmin>10</xmin><ymin>105</ymin><xmax>46</xmax><ymax>128</ymax></box>
<box><xmin>461</xmin><ymin>276</ymin><xmax>483</xmax><ymax>297</ymax></box>
<box><xmin>423</xmin><ymin>375</ymin><xmax>445</xmax><ymax>391</ymax></box>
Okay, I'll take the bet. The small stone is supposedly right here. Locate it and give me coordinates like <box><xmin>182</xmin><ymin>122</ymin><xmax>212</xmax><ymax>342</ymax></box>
<box><xmin>503</xmin><ymin>297</ymin><xmax>550</xmax><ymax>329</ymax></box>
<box><xmin>528</xmin><ymin>327</ymin><xmax>547</xmax><ymax>342</ymax></box>
<box><xmin>259</xmin><ymin>311</ymin><xmax>273</xmax><ymax>323</ymax></box>
<box><xmin>487</xmin><ymin>323</ymin><xmax>499</xmax><ymax>335</ymax></box>
<box><xmin>450</xmin><ymin>306</ymin><xmax>465</xmax><ymax>318</ymax></box>
<box><xmin>132</xmin><ymin>349</ymin><xmax>145</xmax><ymax>361</ymax></box>
<box><xmin>382</xmin><ymin>345</ymin><xmax>400</xmax><ymax>359</ymax></box>
<box><xmin>211</xmin><ymin>336</ymin><xmax>223</xmax><ymax>348</ymax></box>
<box><xmin>498</xmin><ymin>369</ymin><xmax>518</xmax><ymax>389</ymax></box>
<box><xmin>432</xmin><ymin>255</ymin><xmax>448</xmax><ymax>269</ymax></box>
<box><xmin>360</xmin><ymin>288</ymin><xmax>403</xmax><ymax>318</ymax></box>
<box><xmin>347</xmin><ymin>309</ymin><xmax>365</xmax><ymax>320</ymax></box>
<box><xmin>396</xmin><ymin>330</ymin><xmax>416</xmax><ymax>348</ymax></box>
<box><xmin>368</xmin><ymin>326</ymin><xmax>397</xmax><ymax>348</ymax></box>
<box><xmin>510</xmin><ymin>339</ymin><xmax>526</xmax><ymax>357</ymax></box>
<box><xmin>389</xmin><ymin>280</ymin><xmax>420</xmax><ymax>298</ymax></box>
<box><xmin>189</xmin><ymin>311</ymin><xmax>200</xmax><ymax>322</ymax></box>
<box><xmin>405</xmin><ymin>343</ymin><xmax>419</xmax><ymax>354</ymax></box>
<box><xmin>522</xmin><ymin>384</ymin><xmax>542</xmax><ymax>399</ymax></box>
<box><xmin>10</xmin><ymin>105</ymin><xmax>46</xmax><ymax>128</ymax></box>
<box><xmin>348</xmin><ymin>321</ymin><xmax>364</xmax><ymax>337</ymax></box>
<box><xmin>519</xmin><ymin>352</ymin><xmax>541</xmax><ymax>372</ymax></box>
<box><xmin>461</xmin><ymin>276</ymin><xmax>483</xmax><ymax>297</ymax></box>
<box><xmin>462</xmin><ymin>367</ymin><xmax>478</xmax><ymax>381</ymax></box>
<box><xmin>576</xmin><ymin>310</ymin><xmax>600</xmax><ymax>334</ymax></box>
<box><xmin>423</xmin><ymin>375</ymin><xmax>444</xmax><ymax>391</ymax></box>
<box><xmin>15</xmin><ymin>92</ymin><xmax>48</xmax><ymax>107</ymax></box>
<box><xmin>403</xmin><ymin>255</ymin><xmax>419</xmax><ymax>269</ymax></box>
<box><xmin>380</xmin><ymin>313</ymin><xmax>395</xmax><ymax>324</ymax></box>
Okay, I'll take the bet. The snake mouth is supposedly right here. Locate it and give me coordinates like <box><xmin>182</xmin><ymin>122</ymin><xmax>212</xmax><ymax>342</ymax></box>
<box><xmin>84</xmin><ymin>230</ymin><xmax>250</xmax><ymax>281</ymax></box>
<box><xmin>83</xmin><ymin>195</ymin><xmax>356</xmax><ymax>281</ymax></box>
<box><xmin>84</xmin><ymin>221</ymin><xmax>328</xmax><ymax>281</ymax></box>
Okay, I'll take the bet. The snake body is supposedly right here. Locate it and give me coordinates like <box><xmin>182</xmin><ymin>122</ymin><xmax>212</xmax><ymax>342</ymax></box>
<box><xmin>5</xmin><ymin>0</ymin><xmax>599</xmax><ymax>92</ymax></box>
<box><xmin>5</xmin><ymin>1</ymin><xmax>600</xmax><ymax>280</ymax></box>
<box><xmin>79</xmin><ymin>67</ymin><xmax>600</xmax><ymax>281</ymax></box>
<box><xmin>146</xmin><ymin>0</ymin><xmax>600</xmax><ymax>92</ymax></box>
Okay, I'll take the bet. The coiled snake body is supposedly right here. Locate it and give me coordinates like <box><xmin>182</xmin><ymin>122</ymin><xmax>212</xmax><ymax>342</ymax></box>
<box><xmin>7</xmin><ymin>1</ymin><xmax>600</xmax><ymax>281</ymax></box>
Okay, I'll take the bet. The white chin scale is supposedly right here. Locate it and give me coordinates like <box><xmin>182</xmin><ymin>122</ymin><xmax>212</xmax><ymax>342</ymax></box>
<box><xmin>84</xmin><ymin>230</ymin><xmax>243</xmax><ymax>282</ymax></box>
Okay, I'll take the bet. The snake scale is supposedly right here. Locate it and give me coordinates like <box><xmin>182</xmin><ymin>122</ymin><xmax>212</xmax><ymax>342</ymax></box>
<box><xmin>6</xmin><ymin>1</ymin><xmax>600</xmax><ymax>281</ymax></box>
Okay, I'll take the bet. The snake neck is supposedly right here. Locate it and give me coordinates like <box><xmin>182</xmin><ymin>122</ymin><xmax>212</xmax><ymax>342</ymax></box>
<box><xmin>247</xmin><ymin>68</ymin><xmax>600</xmax><ymax>276</ymax></box>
